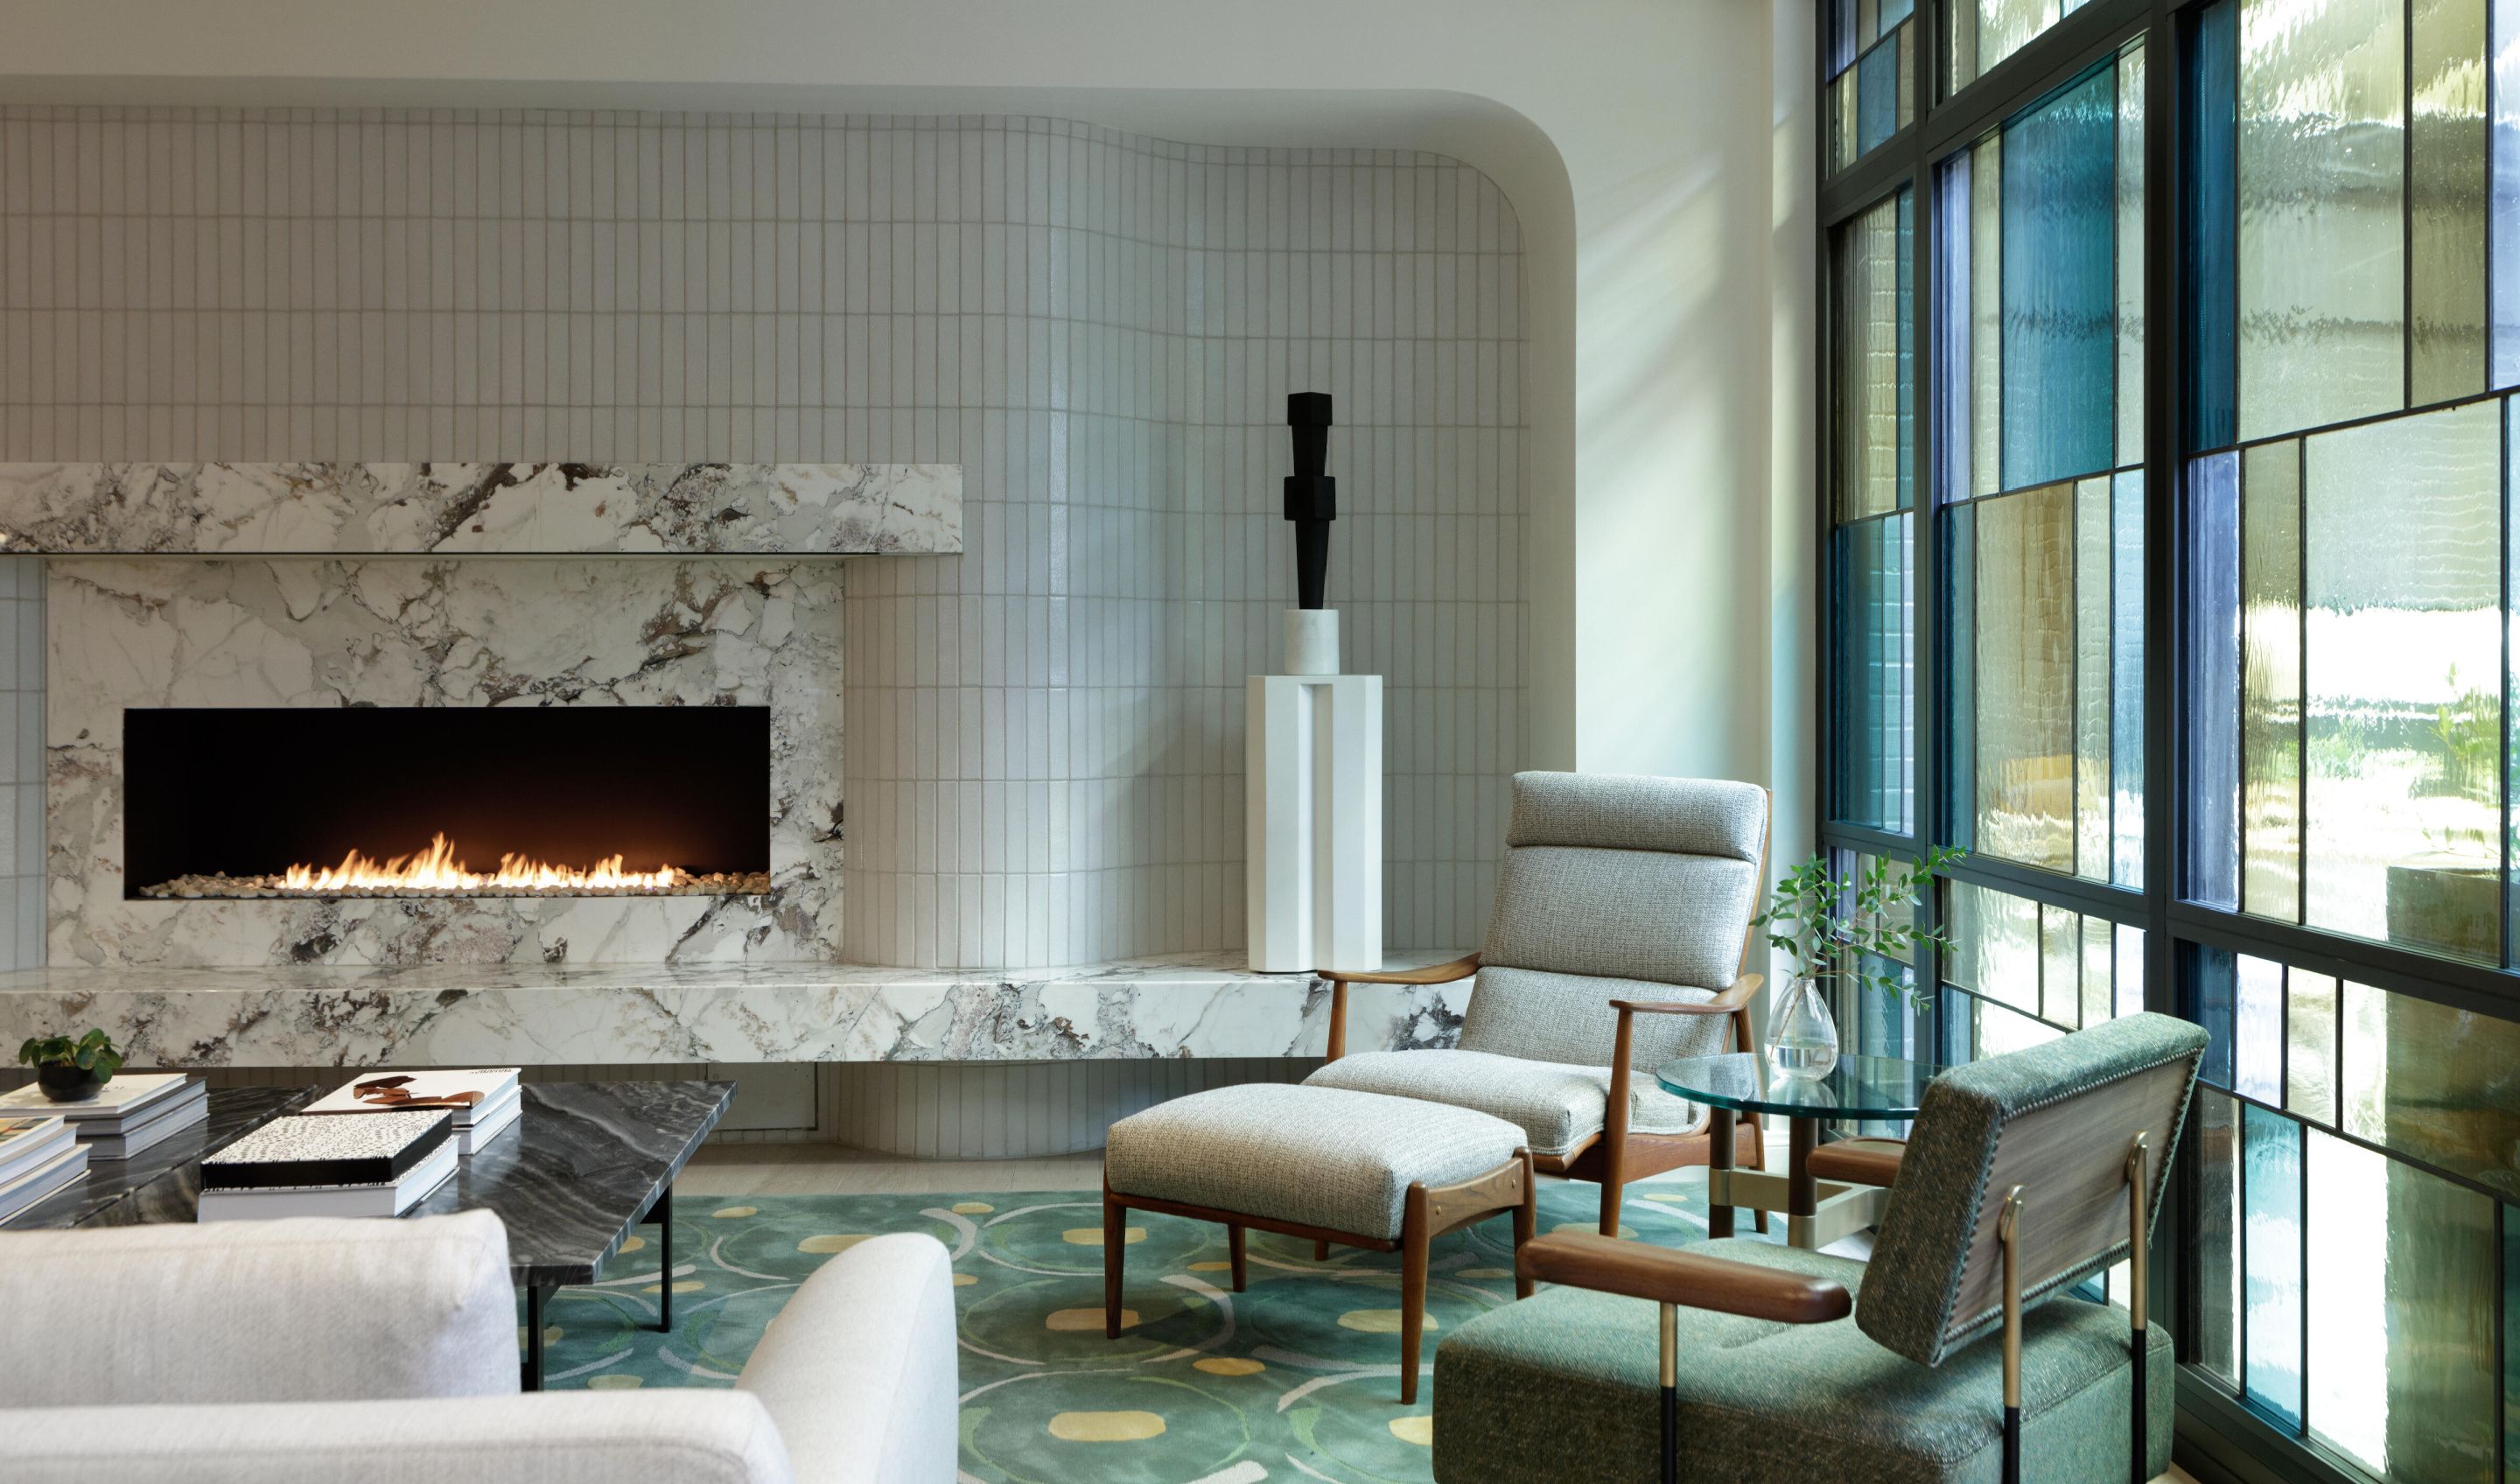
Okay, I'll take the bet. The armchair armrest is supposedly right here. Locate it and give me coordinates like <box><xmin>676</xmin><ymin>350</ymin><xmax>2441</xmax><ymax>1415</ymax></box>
<box><xmin>1598</xmin><ymin>974</ymin><xmax>1768</xmax><ymax>1234</ymax></box>
<box><xmin>1607</xmin><ymin>972</ymin><xmax>1762</xmax><ymax>1018</ymax></box>
<box><xmin>1319</xmin><ymin>953</ymin><xmax>1480</xmax><ymax>1061</ymax></box>
<box><xmin>1519</xmin><ymin>1231</ymin><xmax>1852</xmax><ymax>1324</ymax></box>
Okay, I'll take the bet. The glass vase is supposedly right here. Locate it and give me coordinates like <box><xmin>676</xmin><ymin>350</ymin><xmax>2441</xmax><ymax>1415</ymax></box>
<box><xmin>1765</xmin><ymin>976</ymin><xmax>1840</xmax><ymax>1081</ymax></box>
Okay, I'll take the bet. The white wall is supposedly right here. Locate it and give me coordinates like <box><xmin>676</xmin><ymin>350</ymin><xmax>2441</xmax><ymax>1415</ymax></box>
<box><xmin>0</xmin><ymin>0</ymin><xmax>1819</xmax><ymax>914</ymax></box>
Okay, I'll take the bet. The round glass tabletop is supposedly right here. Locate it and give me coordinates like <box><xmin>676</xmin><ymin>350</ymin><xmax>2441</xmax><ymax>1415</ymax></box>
<box><xmin>1655</xmin><ymin>1051</ymin><xmax>1946</xmax><ymax>1119</ymax></box>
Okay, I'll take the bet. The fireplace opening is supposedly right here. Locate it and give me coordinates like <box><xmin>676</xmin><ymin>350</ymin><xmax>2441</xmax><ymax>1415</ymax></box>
<box><xmin>123</xmin><ymin>706</ymin><xmax>773</xmax><ymax>900</ymax></box>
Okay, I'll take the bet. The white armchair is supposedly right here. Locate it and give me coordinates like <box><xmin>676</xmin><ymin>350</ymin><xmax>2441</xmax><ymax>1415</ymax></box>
<box><xmin>0</xmin><ymin>1211</ymin><xmax>959</xmax><ymax>1484</ymax></box>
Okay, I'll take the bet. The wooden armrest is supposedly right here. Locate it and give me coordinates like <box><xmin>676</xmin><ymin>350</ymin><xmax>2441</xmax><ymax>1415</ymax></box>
<box><xmin>1807</xmin><ymin>1136</ymin><xmax>1906</xmax><ymax>1187</ymax></box>
<box><xmin>1320</xmin><ymin>953</ymin><xmax>1481</xmax><ymax>986</ymax></box>
<box><xmin>1519</xmin><ymin>1232</ymin><xmax>1851</xmax><ymax>1324</ymax></box>
<box><xmin>1607</xmin><ymin>973</ymin><xmax>1763</xmax><ymax>1017</ymax></box>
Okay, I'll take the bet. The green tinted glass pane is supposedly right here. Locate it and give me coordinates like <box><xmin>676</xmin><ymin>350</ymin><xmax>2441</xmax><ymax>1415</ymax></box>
<box><xmin>2195</xmin><ymin>1089</ymin><xmax>2243</xmax><ymax>1387</ymax></box>
<box><xmin>1972</xmin><ymin>136</ymin><xmax>2005</xmax><ymax>498</ymax></box>
<box><xmin>1944</xmin><ymin>879</ymin><xmax>2039</xmax><ymax>1011</ymax></box>
<box><xmin>2341</xmin><ymin>978</ymin><xmax>2520</xmax><ymax>1200</ymax></box>
<box><xmin>1836</xmin><ymin>192</ymin><xmax>1912</xmax><ymax>520</ymax></box>
<box><xmin>2243</xmin><ymin>1102</ymin><xmax>2304</xmax><ymax>1427</ymax></box>
<box><xmin>1836</xmin><ymin>514</ymin><xmax>1914</xmax><ymax>832</ymax></box>
<box><xmin>2237</xmin><ymin>0</ymin><xmax>2407</xmax><ymax>441</ymax></box>
<box><xmin>2410</xmin><ymin>0</ymin><xmax>2488</xmax><ymax>404</ymax></box>
<box><xmin>2305</xmin><ymin>1130</ymin><xmax>2496</xmax><ymax>1480</ymax></box>
<box><xmin>2001</xmin><ymin>68</ymin><xmax>2118</xmax><ymax>490</ymax></box>
<box><xmin>2242</xmin><ymin>439</ymin><xmax>2302</xmax><ymax>922</ymax></box>
<box><xmin>2286</xmin><ymin>970</ymin><xmax>2338</xmax><ymax>1123</ymax></box>
<box><xmin>2303</xmin><ymin>402</ymin><xmax>2502</xmax><ymax>963</ymax></box>
<box><xmin>2075</xmin><ymin>476</ymin><xmax>2112</xmax><ymax>876</ymax></box>
<box><xmin>2116</xmin><ymin>44</ymin><xmax>2147</xmax><ymax>467</ymax></box>
<box><xmin>1971</xmin><ymin>483</ymin><xmax>2075</xmax><ymax>870</ymax></box>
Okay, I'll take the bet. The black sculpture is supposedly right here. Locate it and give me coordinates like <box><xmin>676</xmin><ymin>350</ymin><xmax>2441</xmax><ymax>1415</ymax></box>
<box><xmin>1284</xmin><ymin>392</ymin><xmax>1335</xmax><ymax>610</ymax></box>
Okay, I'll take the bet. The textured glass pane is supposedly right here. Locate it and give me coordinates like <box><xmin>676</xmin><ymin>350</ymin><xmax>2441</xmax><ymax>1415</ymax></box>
<box><xmin>1973</xmin><ymin>483</ymin><xmax>2075</xmax><ymax>869</ymax></box>
<box><xmin>2195</xmin><ymin>1089</ymin><xmax>2244</xmax><ymax>1387</ymax></box>
<box><xmin>2079</xmin><ymin>914</ymin><xmax>2112</xmax><ymax>1027</ymax></box>
<box><xmin>2002</xmin><ymin>66</ymin><xmax>2118</xmax><ymax>489</ymax></box>
<box><xmin>1944</xmin><ymin>879</ymin><xmax>2039</xmax><ymax>1011</ymax></box>
<box><xmin>2243</xmin><ymin>1102</ymin><xmax>2305</xmax><ymax>1428</ymax></box>
<box><xmin>2342</xmin><ymin>978</ymin><xmax>2520</xmax><ymax>1200</ymax></box>
<box><xmin>1946</xmin><ymin>503</ymin><xmax>1978</xmax><ymax>846</ymax></box>
<box><xmin>2411</xmin><ymin>0</ymin><xmax>2489</xmax><ymax>405</ymax></box>
<box><xmin>2189</xmin><ymin>0</ymin><xmax>2241</xmax><ymax>452</ymax></box>
<box><xmin>1973</xmin><ymin>136</ymin><xmax>2005</xmax><ymax>498</ymax></box>
<box><xmin>2193</xmin><ymin>942</ymin><xmax>2239</xmax><ymax>1088</ymax></box>
<box><xmin>2040</xmin><ymin>903</ymin><xmax>2078</xmax><ymax>1026</ymax></box>
<box><xmin>2076</xmin><ymin>477</ymin><xmax>2112</xmax><ymax>876</ymax></box>
<box><xmin>2235</xmin><ymin>955</ymin><xmax>2285</xmax><ymax>1103</ymax></box>
<box><xmin>2111</xmin><ymin>471</ymin><xmax>2146</xmax><ymax>886</ymax></box>
<box><xmin>2306</xmin><ymin>1130</ymin><xmax>2497</xmax><ymax>1481</ymax></box>
<box><xmin>1880</xmin><ymin>0</ymin><xmax>1914</xmax><ymax>30</ymax></box>
<box><xmin>2242</xmin><ymin>439</ymin><xmax>2303</xmax><ymax>921</ymax></box>
<box><xmin>1936</xmin><ymin>150</ymin><xmax>1976</xmax><ymax>503</ymax></box>
<box><xmin>2114</xmin><ymin>923</ymin><xmax>2146</xmax><ymax>1016</ymax></box>
<box><xmin>2303</xmin><ymin>402</ymin><xmax>2502</xmax><ymax>963</ymax></box>
<box><xmin>2506</xmin><ymin>1214</ymin><xmax>2519</xmax><ymax>1479</ymax></box>
<box><xmin>2494</xmin><ymin>0</ymin><xmax>2520</xmax><ymax>387</ymax></box>
<box><xmin>1956</xmin><ymin>0</ymin><xmax>2066</xmax><ymax>93</ymax></box>
<box><xmin>1835</xmin><ymin>192</ymin><xmax>1913</xmax><ymax>520</ymax></box>
<box><xmin>1831</xmin><ymin>68</ymin><xmax>1860</xmax><ymax>172</ymax></box>
<box><xmin>1835</xmin><ymin>514</ymin><xmax>1915</xmax><ymax>833</ymax></box>
<box><xmin>2237</xmin><ymin>0</ymin><xmax>2407</xmax><ymax>441</ymax></box>
<box><xmin>2286</xmin><ymin>970</ymin><xmax>2338</xmax><ymax>1122</ymax></box>
<box><xmin>2117</xmin><ymin>44</ymin><xmax>2148</xmax><ymax>467</ymax></box>
<box><xmin>1858</xmin><ymin>34</ymin><xmax>1902</xmax><ymax>156</ymax></box>
<box><xmin>2188</xmin><ymin>452</ymin><xmax>2244</xmax><ymax>907</ymax></box>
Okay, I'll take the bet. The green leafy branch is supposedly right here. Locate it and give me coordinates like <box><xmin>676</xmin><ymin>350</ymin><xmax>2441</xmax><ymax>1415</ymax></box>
<box><xmin>1752</xmin><ymin>847</ymin><xmax>1964</xmax><ymax>1007</ymax></box>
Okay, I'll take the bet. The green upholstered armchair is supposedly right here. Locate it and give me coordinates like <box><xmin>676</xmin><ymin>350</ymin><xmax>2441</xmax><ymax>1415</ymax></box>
<box><xmin>1432</xmin><ymin>1012</ymin><xmax>2208</xmax><ymax>1484</ymax></box>
<box><xmin>1310</xmin><ymin>771</ymin><xmax>1774</xmax><ymax>1237</ymax></box>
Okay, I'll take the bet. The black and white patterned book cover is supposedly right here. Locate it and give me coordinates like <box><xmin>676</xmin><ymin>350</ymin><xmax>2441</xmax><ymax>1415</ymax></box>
<box><xmin>200</xmin><ymin>1109</ymin><xmax>454</xmax><ymax>1190</ymax></box>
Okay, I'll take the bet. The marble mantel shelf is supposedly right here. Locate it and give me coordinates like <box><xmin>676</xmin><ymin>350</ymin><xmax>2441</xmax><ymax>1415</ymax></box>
<box><xmin>0</xmin><ymin>952</ymin><xmax>1470</xmax><ymax>1068</ymax></box>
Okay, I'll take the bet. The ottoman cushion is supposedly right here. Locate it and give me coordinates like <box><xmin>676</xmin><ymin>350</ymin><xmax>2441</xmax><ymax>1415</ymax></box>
<box><xmin>1105</xmin><ymin>1083</ymin><xmax>1525</xmax><ymax>1241</ymax></box>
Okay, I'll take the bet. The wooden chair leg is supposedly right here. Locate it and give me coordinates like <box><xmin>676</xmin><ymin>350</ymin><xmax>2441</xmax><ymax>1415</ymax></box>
<box><xmin>1598</xmin><ymin>1172</ymin><xmax>1627</xmax><ymax>1239</ymax></box>
<box><xmin>1513</xmin><ymin>1148</ymin><xmax>1536</xmax><ymax>1299</ymax></box>
<box><xmin>1228</xmin><ymin>1222</ymin><xmax>1248</xmax><ymax>1292</ymax></box>
<box><xmin>1746</xmin><ymin>1115</ymin><xmax>1770</xmax><ymax>1236</ymax></box>
<box><xmin>1313</xmin><ymin>1238</ymin><xmax>1330</xmax><ymax>1261</ymax></box>
<box><xmin>1400</xmin><ymin>1183</ymin><xmax>1432</xmax><ymax>1405</ymax></box>
<box><xmin>1102</xmin><ymin>1192</ymin><xmax>1126</xmax><ymax>1339</ymax></box>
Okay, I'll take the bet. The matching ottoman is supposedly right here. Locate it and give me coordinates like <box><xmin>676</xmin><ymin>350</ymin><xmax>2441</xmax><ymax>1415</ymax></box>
<box><xmin>1102</xmin><ymin>1082</ymin><xmax>1536</xmax><ymax>1403</ymax></box>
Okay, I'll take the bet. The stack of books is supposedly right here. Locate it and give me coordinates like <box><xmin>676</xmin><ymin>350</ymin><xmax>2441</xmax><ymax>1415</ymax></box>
<box><xmin>0</xmin><ymin>1114</ymin><xmax>88</xmax><ymax>1222</ymax></box>
<box><xmin>0</xmin><ymin>1073</ymin><xmax>209</xmax><ymax>1160</ymax></box>
<box><xmin>197</xmin><ymin>1108</ymin><xmax>458</xmax><ymax>1221</ymax></box>
<box><xmin>302</xmin><ymin>1068</ymin><xmax>522</xmax><ymax>1153</ymax></box>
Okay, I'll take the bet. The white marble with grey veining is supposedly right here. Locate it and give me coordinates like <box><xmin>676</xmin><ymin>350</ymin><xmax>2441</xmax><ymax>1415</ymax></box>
<box><xmin>0</xmin><ymin>954</ymin><xmax>1472</xmax><ymax>1066</ymax></box>
<box><xmin>0</xmin><ymin>463</ymin><xmax>960</xmax><ymax>556</ymax></box>
<box><xmin>49</xmin><ymin>556</ymin><xmax>844</xmax><ymax>968</ymax></box>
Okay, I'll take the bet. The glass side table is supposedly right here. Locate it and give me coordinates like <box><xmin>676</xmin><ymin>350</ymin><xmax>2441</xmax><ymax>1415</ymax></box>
<box><xmin>1656</xmin><ymin>1051</ymin><xmax>1944</xmax><ymax>1250</ymax></box>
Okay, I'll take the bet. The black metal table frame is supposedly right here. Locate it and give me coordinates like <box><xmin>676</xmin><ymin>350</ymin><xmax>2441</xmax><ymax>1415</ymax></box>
<box><xmin>520</xmin><ymin>1183</ymin><xmax>674</xmax><ymax>1391</ymax></box>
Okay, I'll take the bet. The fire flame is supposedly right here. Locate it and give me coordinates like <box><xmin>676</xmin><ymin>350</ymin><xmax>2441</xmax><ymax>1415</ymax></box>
<box><xmin>281</xmin><ymin>833</ymin><xmax>690</xmax><ymax>893</ymax></box>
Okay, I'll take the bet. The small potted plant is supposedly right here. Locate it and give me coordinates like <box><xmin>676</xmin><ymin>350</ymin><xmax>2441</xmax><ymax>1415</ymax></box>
<box><xmin>17</xmin><ymin>1028</ymin><xmax>127</xmax><ymax>1102</ymax></box>
<box><xmin>1752</xmin><ymin>849</ymin><xmax>1962</xmax><ymax>1080</ymax></box>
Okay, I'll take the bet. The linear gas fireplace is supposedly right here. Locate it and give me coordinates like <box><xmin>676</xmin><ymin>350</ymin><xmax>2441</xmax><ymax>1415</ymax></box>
<box><xmin>123</xmin><ymin>707</ymin><xmax>773</xmax><ymax>901</ymax></box>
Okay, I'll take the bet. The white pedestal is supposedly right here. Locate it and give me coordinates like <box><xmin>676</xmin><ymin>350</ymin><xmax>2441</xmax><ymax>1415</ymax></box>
<box><xmin>1246</xmin><ymin>672</ymin><xmax>1383</xmax><ymax>973</ymax></box>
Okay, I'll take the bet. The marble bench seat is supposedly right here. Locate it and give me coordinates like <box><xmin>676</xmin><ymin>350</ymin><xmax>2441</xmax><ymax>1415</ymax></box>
<box><xmin>0</xmin><ymin>953</ymin><xmax>1467</xmax><ymax>1068</ymax></box>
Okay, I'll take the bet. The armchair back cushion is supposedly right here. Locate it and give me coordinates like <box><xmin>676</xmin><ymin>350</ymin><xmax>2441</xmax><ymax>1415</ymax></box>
<box><xmin>0</xmin><ymin>1210</ymin><xmax>518</xmax><ymax>1405</ymax></box>
<box><xmin>1460</xmin><ymin>773</ymin><xmax>1767</xmax><ymax>1071</ymax></box>
<box><xmin>1857</xmin><ymin>1012</ymin><xmax>2208</xmax><ymax>1365</ymax></box>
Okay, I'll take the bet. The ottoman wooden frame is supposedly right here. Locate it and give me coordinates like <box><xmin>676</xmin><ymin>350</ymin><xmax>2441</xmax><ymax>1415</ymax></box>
<box><xmin>1102</xmin><ymin>1146</ymin><xmax>1536</xmax><ymax>1404</ymax></box>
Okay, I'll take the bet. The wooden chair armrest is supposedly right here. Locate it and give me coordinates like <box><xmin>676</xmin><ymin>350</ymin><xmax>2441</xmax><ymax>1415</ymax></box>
<box><xmin>1806</xmin><ymin>1136</ymin><xmax>1906</xmax><ymax>1187</ymax></box>
<box><xmin>1607</xmin><ymin>973</ymin><xmax>1763</xmax><ymax>1018</ymax></box>
<box><xmin>1320</xmin><ymin>953</ymin><xmax>1482</xmax><ymax>986</ymax></box>
<box><xmin>1519</xmin><ymin>1232</ymin><xmax>1851</xmax><ymax>1323</ymax></box>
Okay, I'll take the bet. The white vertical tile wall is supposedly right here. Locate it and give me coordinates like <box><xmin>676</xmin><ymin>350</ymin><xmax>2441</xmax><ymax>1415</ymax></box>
<box><xmin>0</xmin><ymin>108</ymin><xmax>1527</xmax><ymax>970</ymax></box>
<box><xmin>0</xmin><ymin>556</ymin><xmax>41</xmax><ymax>970</ymax></box>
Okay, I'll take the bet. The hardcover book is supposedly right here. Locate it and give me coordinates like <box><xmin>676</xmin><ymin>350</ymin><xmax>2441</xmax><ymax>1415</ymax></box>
<box><xmin>0</xmin><ymin>1073</ymin><xmax>194</xmax><ymax>1123</ymax></box>
<box><xmin>200</xmin><ymin>1109</ymin><xmax>454</xmax><ymax>1191</ymax></box>
<box><xmin>304</xmin><ymin>1068</ymin><xmax>520</xmax><ymax>1125</ymax></box>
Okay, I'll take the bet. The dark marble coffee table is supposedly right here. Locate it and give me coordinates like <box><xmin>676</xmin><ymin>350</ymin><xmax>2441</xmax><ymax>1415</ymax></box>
<box><xmin>8</xmin><ymin>1078</ymin><xmax>733</xmax><ymax>1390</ymax></box>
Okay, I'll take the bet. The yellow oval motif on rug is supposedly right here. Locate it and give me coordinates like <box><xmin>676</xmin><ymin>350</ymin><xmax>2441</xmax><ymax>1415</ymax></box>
<box><xmin>1048</xmin><ymin>1307</ymin><xmax>1135</xmax><ymax>1331</ymax></box>
<box><xmin>799</xmin><ymin>1234</ymin><xmax>871</xmax><ymax>1254</ymax></box>
<box><xmin>1048</xmin><ymin>1410</ymin><xmax>1166</xmax><ymax>1442</ymax></box>
<box><xmin>618</xmin><ymin>1236</ymin><xmax>646</xmax><ymax>1252</ymax></box>
<box><xmin>1063</xmin><ymin>1226</ymin><xmax>1145</xmax><ymax>1245</ymax></box>
<box><xmin>642</xmin><ymin>1279</ymin><xmax>706</xmax><ymax>1293</ymax></box>
<box><xmin>1338</xmin><ymin>1310</ymin><xmax>1437</xmax><ymax>1334</ymax></box>
<box><xmin>515</xmin><ymin>1325</ymin><xmax>564</xmax><ymax>1346</ymax></box>
<box><xmin>1194</xmin><ymin>1357</ymin><xmax>1265</xmax><ymax>1376</ymax></box>
<box><xmin>1460</xmin><ymin>1267</ymin><xmax>1514</xmax><ymax>1279</ymax></box>
<box><xmin>951</xmin><ymin>1201</ymin><xmax>995</xmax><ymax>1214</ymax></box>
<box><xmin>712</xmin><ymin>1206</ymin><xmax>757</xmax><ymax>1219</ymax></box>
<box><xmin>1390</xmin><ymin>1416</ymin><xmax>1436</xmax><ymax>1446</ymax></box>
<box><xmin>952</xmin><ymin>1273</ymin><xmax>978</xmax><ymax>1286</ymax></box>
<box><xmin>586</xmin><ymin>1375</ymin><xmax>644</xmax><ymax>1390</ymax></box>
<box><xmin>1187</xmin><ymin>1260</ymin><xmax>1232</xmax><ymax>1272</ymax></box>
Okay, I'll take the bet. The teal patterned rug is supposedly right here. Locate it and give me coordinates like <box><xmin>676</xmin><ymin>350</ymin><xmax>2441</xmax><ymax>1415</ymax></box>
<box><xmin>519</xmin><ymin>1177</ymin><xmax>1766</xmax><ymax>1483</ymax></box>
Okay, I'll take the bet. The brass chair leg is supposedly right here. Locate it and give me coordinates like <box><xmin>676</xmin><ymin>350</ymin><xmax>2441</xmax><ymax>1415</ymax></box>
<box><xmin>1658</xmin><ymin>1299</ymin><xmax>1678</xmax><ymax>1484</ymax></box>
<box><xmin>2126</xmin><ymin>1134</ymin><xmax>2150</xmax><ymax>1484</ymax></box>
<box><xmin>1998</xmin><ymin>1186</ymin><xmax>2026</xmax><ymax>1484</ymax></box>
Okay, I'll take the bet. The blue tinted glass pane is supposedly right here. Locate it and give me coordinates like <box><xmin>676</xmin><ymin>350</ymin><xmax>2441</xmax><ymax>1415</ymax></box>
<box><xmin>2188</xmin><ymin>452</ymin><xmax>2243</xmax><ymax>906</ymax></box>
<box><xmin>1935</xmin><ymin>150</ymin><xmax>1976</xmax><ymax>503</ymax></box>
<box><xmin>2188</xmin><ymin>0</ymin><xmax>2239</xmax><ymax>451</ymax></box>
<box><xmin>2243</xmin><ymin>1103</ymin><xmax>2305</xmax><ymax>1430</ymax></box>
<box><xmin>1836</xmin><ymin>514</ymin><xmax>1914</xmax><ymax>832</ymax></box>
<box><xmin>2192</xmin><ymin>942</ymin><xmax>2237</xmax><ymax>1088</ymax></box>
<box><xmin>2496</xmin><ymin>0</ymin><xmax>2520</xmax><ymax>387</ymax></box>
<box><xmin>2001</xmin><ymin>66</ymin><xmax>2118</xmax><ymax>488</ymax></box>
<box><xmin>1880</xmin><ymin>0</ymin><xmax>1914</xmax><ymax>28</ymax></box>
<box><xmin>1858</xmin><ymin>38</ymin><xmax>1900</xmax><ymax>155</ymax></box>
<box><xmin>2110</xmin><ymin>471</ymin><xmax>2146</xmax><ymax>886</ymax></box>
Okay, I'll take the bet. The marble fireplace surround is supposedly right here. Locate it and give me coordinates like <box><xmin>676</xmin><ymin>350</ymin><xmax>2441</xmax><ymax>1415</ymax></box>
<box><xmin>2</xmin><ymin>460</ymin><xmax>960</xmax><ymax>970</ymax></box>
